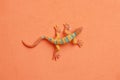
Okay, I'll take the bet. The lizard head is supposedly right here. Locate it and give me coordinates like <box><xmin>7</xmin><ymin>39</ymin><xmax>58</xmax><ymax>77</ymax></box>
<box><xmin>74</xmin><ymin>27</ymin><xmax>83</xmax><ymax>35</ymax></box>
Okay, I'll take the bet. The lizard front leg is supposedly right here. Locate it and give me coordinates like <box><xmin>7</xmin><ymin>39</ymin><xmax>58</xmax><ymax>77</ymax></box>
<box><xmin>63</xmin><ymin>23</ymin><xmax>71</xmax><ymax>35</ymax></box>
<box><xmin>52</xmin><ymin>45</ymin><xmax>61</xmax><ymax>61</ymax></box>
<box><xmin>72</xmin><ymin>38</ymin><xmax>83</xmax><ymax>48</ymax></box>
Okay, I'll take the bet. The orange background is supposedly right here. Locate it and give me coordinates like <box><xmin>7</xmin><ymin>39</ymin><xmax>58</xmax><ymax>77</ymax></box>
<box><xmin>0</xmin><ymin>0</ymin><xmax>120</xmax><ymax>80</ymax></box>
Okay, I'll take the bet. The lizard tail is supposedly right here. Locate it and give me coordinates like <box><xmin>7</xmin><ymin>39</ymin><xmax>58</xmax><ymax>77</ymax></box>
<box><xmin>22</xmin><ymin>36</ymin><xmax>45</xmax><ymax>48</ymax></box>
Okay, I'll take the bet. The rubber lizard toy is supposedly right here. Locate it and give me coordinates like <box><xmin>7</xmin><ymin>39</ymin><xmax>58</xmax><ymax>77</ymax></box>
<box><xmin>22</xmin><ymin>24</ymin><xmax>83</xmax><ymax>61</ymax></box>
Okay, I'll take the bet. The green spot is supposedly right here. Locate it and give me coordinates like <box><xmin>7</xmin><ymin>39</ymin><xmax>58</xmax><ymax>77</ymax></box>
<box><xmin>65</xmin><ymin>37</ymin><xmax>69</xmax><ymax>43</ymax></box>
<box><xmin>60</xmin><ymin>39</ymin><xmax>63</xmax><ymax>44</ymax></box>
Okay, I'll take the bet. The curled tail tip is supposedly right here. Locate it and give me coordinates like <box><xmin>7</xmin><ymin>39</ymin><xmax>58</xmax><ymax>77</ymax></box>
<box><xmin>21</xmin><ymin>40</ymin><xmax>25</xmax><ymax>45</ymax></box>
<box><xmin>21</xmin><ymin>40</ymin><xmax>35</xmax><ymax>48</ymax></box>
<box><xmin>21</xmin><ymin>40</ymin><xmax>28</xmax><ymax>47</ymax></box>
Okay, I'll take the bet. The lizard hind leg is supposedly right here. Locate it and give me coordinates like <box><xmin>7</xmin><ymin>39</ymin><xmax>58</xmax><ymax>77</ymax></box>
<box><xmin>54</xmin><ymin>25</ymin><xmax>61</xmax><ymax>39</ymax></box>
<box><xmin>52</xmin><ymin>45</ymin><xmax>61</xmax><ymax>61</ymax></box>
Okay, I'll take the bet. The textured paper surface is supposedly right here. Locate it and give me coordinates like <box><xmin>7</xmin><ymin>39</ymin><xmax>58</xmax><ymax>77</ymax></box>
<box><xmin>0</xmin><ymin>0</ymin><xmax>120</xmax><ymax>80</ymax></box>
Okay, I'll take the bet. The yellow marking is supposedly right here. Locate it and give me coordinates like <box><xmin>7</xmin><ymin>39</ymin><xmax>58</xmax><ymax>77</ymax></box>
<box><xmin>73</xmin><ymin>38</ymin><xmax>77</xmax><ymax>44</ymax></box>
<box><xmin>56</xmin><ymin>39</ymin><xmax>60</xmax><ymax>44</ymax></box>
<box><xmin>63</xmin><ymin>37</ymin><xmax>67</xmax><ymax>44</ymax></box>
<box><xmin>68</xmin><ymin>35</ymin><xmax>72</xmax><ymax>41</ymax></box>
<box><xmin>51</xmin><ymin>38</ymin><xmax>54</xmax><ymax>43</ymax></box>
<box><xmin>56</xmin><ymin>33</ymin><xmax>60</xmax><ymax>39</ymax></box>
<box><xmin>56</xmin><ymin>45</ymin><xmax>60</xmax><ymax>51</ymax></box>
<box><xmin>62</xmin><ymin>38</ymin><xmax>66</xmax><ymax>44</ymax></box>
